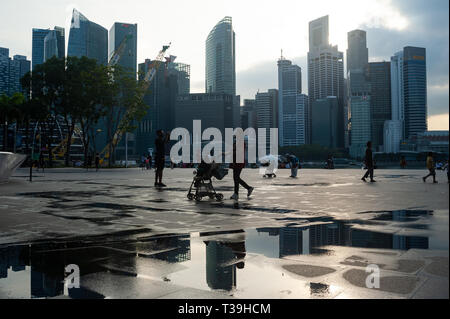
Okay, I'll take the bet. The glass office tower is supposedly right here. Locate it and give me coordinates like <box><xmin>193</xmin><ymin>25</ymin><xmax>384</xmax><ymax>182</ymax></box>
<box><xmin>67</xmin><ymin>9</ymin><xmax>107</xmax><ymax>65</ymax></box>
<box><xmin>205</xmin><ymin>16</ymin><xmax>235</xmax><ymax>96</ymax></box>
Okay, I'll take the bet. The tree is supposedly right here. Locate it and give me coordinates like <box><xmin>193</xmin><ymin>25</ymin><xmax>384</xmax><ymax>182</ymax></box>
<box><xmin>68</xmin><ymin>57</ymin><xmax>109</xmax><ymax>166</ymax></box>
<box><xmin>23</xmin><ymin>57</ymin><xmax>66</xmax><ymax>166</ymax></box>
<box><xmin>103</xmin><ymin>66</ymin><xmax>147</xmax><ymax>167</ymax></box>
<box><xmin>0</xmin><ymin>93</ymin><xmax>25</xmax><ymax>152</ymax></box>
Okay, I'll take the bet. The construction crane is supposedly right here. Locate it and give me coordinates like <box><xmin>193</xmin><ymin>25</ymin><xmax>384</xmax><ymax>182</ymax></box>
<box><xmin>98</xmin><ymin>43</ymin><xmax>171</xmax><ymax>165</ymax></box>
<box><xmin>109</xmin><ymin>34</ymin><xmax>133</xmax><ymax>67</ymax></box>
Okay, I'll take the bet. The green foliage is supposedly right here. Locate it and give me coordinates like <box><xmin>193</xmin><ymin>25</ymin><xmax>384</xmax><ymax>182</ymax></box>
<box><xmin>13</xmin><ymin>56</ymin><xmax>147</xmax><ymax>165</ymax></box>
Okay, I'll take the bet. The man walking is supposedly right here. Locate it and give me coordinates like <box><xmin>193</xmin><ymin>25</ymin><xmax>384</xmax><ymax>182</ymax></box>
<box><xmin>154</xmin><ymin>129</ymin><xmax>169</xmax><ymax>187</ymax></box>
<box><xmin>361</xmin><ymin>141</ymin><xmax>376</xmax><ymax>183</ymax></box>
<box><xmin>230</xmin><ymin>140</ymin><xmax>254</xmax><ymax>200</ymax></box>
<box><xmin>423</xmin><ymin>152</ymin><xmax>438</xmax><ymax>183</ymax></box>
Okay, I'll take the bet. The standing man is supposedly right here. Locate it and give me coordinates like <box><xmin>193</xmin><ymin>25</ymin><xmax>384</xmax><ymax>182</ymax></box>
<box><xmin>230</xmin><ymin>139</ymin><xmax>254</xmax><ymax>200</ymax></box>
<box><xmin>423</xmin><ymin>152</ymin><xmax>438</xmax><ymax>183</ymax></box>
<box><xmin>361</xmin><ymin>141</ymin><xmax>376</xmax><ymax>183</ymax></box>
<box><xmin>154</xmin><ymin>129</ymin><xmax>169</xmax><ymax>187</ymax></box>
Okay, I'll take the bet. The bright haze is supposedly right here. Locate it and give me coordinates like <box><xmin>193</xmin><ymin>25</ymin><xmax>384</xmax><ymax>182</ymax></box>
<box><xmin>0</xmin><ymin>0</ymin><xmax>448</xmax><ymax>129</ymax></box>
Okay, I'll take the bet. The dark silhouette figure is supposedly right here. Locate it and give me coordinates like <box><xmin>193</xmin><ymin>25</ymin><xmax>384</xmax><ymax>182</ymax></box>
<box><xmin>362</xmin><ymin>141</ymin><xmax>375</xmax><ymax>182</ymax></box>
<box><xmin>95</xmin><ymin>153</ymin><xmax>100</xmax><ymax>171</ymax></box>
<box><xmin>326</xmin><ymin>154</ymin><xmax>334</xmax><ymax>169</ymax></box>
<box><xmin>230</xmin><ymin>141</ymin><xmax>253</xmax><ymax>200</ymax></box>
<box><xmin>86</xmin><ymin>154</ymin><xmax>92</xmax><ymax>171</ymax></box>
<box><xmin>154</xmin><ymin>129</ymin><xmax>169</xmax><ymax>187</ymax></box>
<box><xmin>423</xmin><ymin>152</ymin><xmax>437</xmax><ymax>183</ymax></box>
<box><xmin>38</xmin><ymin>152</ymin><xmax>45</xmax><ymax>172</ymax></box>
<box><xmin>400</xmin><ymin>156</ymin><xmax>407</xmax><ymax>169</ymax></box>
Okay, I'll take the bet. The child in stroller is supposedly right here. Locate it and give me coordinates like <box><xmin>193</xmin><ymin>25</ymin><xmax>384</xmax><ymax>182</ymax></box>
<box><xmin>187</xmin><ymin>160</ymin><xmax>228</xmax><ymax>202</ymax></box>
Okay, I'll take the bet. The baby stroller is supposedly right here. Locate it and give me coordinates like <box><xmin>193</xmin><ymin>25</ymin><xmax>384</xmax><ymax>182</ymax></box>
<box><xmin>187</xmin><ymin>161</ymin><xmax>228</xmax><ymax>202</ymax></box>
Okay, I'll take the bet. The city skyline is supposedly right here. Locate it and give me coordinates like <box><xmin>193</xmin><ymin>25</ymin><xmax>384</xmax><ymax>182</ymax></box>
<box><xmin>0</xmin><ymin>0</ymin><xmax>448</xmax><ymax>130</ymax></box>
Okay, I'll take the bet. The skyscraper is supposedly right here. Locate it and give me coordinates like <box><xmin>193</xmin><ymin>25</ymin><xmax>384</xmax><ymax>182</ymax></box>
<box><xmin>348</xmin><ymin>71</ymin><xmax>371</xmax><ymax>158</ymax></box>
<box><xmin>205</xmin><ymin>16</ymin><xmax>235</xmax><ymax>95</ymax></box>
<box><xmin>368</xmin><ymin>62</ymin><xmax>391</xmax><ymax>151</ymax></box>
<box><xmin>32</xmin><ymin>27</ymin><xmax>65</xmax><ymax>70</ymax></box>
<box><xmin>241</xmin><ymin>99</ymin><xmax>257</xmax><ymax>130</ymax></box>
<box><xmin>0</xmin><ymin>48</ymin><xmax>10</xmax><ymax>95</ymax></box>
<box><xmin>347</xmin><ymin>30</ymin><xmax>368</xmax><ymax>73</ymax></box>
<box><xmin>387</xmin><ymin>46</ymin><xmax>427</xmax><ymax>152</ymax></box>
<box><xmin>403</xmin><ymin>46</ymin><xmax>427</xmax><ymax>138</ymax></box>
<box><xmin>385</xmin><ymin>51</ymin><xmax>405</xmax><ymax>153</ymax></box>
<box><xmin>391</xmin><ymin>51</ymin><xmax>404</xmax><ymax>124</ymax></box>
<box><xmin>256</xmin><ymin>89</ymin><xmax>278</xmax><ymax>149</ymax></box>
<box><xmin>347</xmin><ymin>29</ymin><xmax>370</xmax><ymax>157</ymax></box>
<box><xmin>0</xmin><ymin>48</ymin><xmax>30</xmax><ymax>96</ymax></box>
<box><xmin>67</xmin><ymin>9</ymin><xmax>108</xmax><ymax>65</ymax></box>
<box><xmin>278</xmin><ymin>57</ymin><xmax>309</xmax><ymax>146</ymax></box>
<box><xmin>43</xmin><ymin>27</ymin><xmax>65</xmax><ymax>62</ymax></box>
<box><xmin>134</xmin><ymin>59</ymin><xmax>181</xmax><ymax>156</ymax></box>
<box><xmin>311</xmin><ymin>97</ymin><xmax>340</xmax><ymax>148</ymax></box>
<box><xmin>167</xmin><ymin>59</ymin><xmax>190</xmax><ymax>95</ymax></box>
<box><xmin>308</xmin><ymin>16</ymin><xmax>345</xmax><ymax>148</ymax></box>
<box><xmin>32</xmin><ymin>28</ymin><xmax>49</xmax><ymax>70</ymax></box>
<box><xmin>109</xmin><ymin>22</ymin><xmax>137</xmax><ymax>74</ymax></box>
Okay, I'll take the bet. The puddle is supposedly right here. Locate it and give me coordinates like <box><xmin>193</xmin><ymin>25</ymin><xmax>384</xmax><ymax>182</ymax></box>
<box><xmin>0</xmin><ymin>209</ymin><xmax>447</xmax><ymax>299</ymax></box>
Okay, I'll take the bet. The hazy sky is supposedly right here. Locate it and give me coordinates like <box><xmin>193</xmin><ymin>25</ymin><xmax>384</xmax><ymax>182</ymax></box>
<box><xmin>0</xmin><ymin>0</ymin><xmax>448</xmax><ymax>129</ymax></box>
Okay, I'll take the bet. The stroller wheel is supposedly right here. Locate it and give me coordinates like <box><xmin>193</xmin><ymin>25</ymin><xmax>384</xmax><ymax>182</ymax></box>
<box><xmin>215</xmin><ymin>194</ymin><xmax>224</xmax><ymax>201</ymax></box>
<box><xmin>194</xmin><ymin>194</ymin><xmax>202</xmax><ymax>202</ymax></box>
<box><xmin>187</xmin><ymin>193</ymin><xmax>194</xmax><ymax>200</ymax></box>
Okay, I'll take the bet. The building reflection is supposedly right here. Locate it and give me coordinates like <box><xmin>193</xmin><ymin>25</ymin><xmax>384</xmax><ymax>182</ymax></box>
<box><xmin>146</xmin><ymin>235</ymin><xmax>191</xmax><ymax>263</ymax></box>
<box><xmin>0</xmin><ymin>245</ymin><xmax>29</xmax><ymax>279</ymax></box>
<box><xmin>0</xmin><ymin>236</ymin><xmax>192</xmax><ymax>298</ymax></box>
<box><xmin>257</xmin><ymin>220</ymin><xmax>429</xmax><ymax>257</ymax></box>
<box><xmin>201</xmin><ymin>230</ymin><xmax>246</xmax><ymax>291</ymax></box>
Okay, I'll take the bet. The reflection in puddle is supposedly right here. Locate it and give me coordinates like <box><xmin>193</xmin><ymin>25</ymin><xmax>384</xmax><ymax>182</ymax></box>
<box><xmin>0</xmin><ymin>209</ymin><xmax>447</xmax><ymax>299</ymax></box>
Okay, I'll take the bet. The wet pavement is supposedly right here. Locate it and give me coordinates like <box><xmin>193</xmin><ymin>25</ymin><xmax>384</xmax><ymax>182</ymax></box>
<box><xmin>0</xmin><ymin>168</ymin><xmax>448</xmax><ymax>298</ymax></box>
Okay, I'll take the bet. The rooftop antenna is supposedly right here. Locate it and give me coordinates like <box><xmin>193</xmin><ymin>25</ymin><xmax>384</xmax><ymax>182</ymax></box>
<box><xmin>280</xmin><ymin>49</ymin><xmax>284</xmax><ymax>60</ymax></box>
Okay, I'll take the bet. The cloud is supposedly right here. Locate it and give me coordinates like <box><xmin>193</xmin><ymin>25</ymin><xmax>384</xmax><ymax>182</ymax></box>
<box><xmin>428</xmin><ymin>113</ymin><xmax>449</xmax><ymax>130</ymax></box>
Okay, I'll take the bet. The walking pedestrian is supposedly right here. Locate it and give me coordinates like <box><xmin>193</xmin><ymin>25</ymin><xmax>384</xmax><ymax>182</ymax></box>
<box><xmin>443</xmin><ymin>159</ymin><xmax>449</xmax><ymax>183</ymax></box>
<box><xmin>154</xmin><ymin>129</ymin><xmax>169</xmax><ymax>187</ymax></box>
<box><xmin>95</xmin><ymin>153</ymin><xmax>100</xmax><ymax>172</ymax></box>
<box><xmin>423</xmin><ymin>152</ymin><xmax>438</xmax><ymax>183</ymax></box>
<box><xmin>230</xmin><ymin>139</ymin><xmax>254</xmax><ymax>200</ymax></box>
<box><xmin>361</xmin><ymin>141</ymin><xmax>376</xmax><ymax>182</ymax></box>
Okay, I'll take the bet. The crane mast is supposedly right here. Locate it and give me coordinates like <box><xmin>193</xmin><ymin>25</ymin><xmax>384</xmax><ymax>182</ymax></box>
<box><xmin>98</xmin><ymin>43</ymin><xmax>171</xmax><ymax>164</ymax></box>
